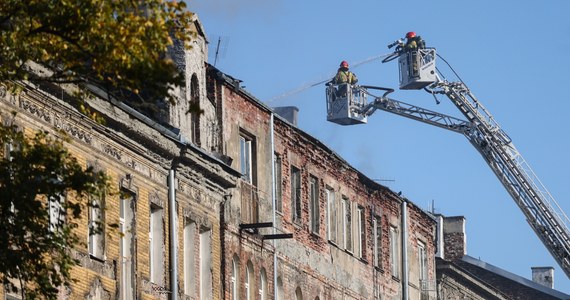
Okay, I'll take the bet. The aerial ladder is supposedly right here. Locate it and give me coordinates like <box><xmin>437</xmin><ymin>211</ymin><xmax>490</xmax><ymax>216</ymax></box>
<box><xmin>325</xmin><ymin>44</ymin><xmax>570</xmax><ymax>278</ymax></box>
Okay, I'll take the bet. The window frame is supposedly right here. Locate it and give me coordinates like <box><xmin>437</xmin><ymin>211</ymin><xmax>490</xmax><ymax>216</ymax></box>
<box><xmin>290</xmin><ymin>166</ymin><xmax>302</xmax><ymax>223</ymax></box>
<box><xmin>274</xmin><ymin>153</ymin><xmax>282</xmax><ymax>212</ymax></box>
<box><xmin>183</xmin><ymin>220</ymin><xmax>196</xmax><ymax>297</ymax></box>
<box><xmin>326</xmin><ymin>187</ymin><xmax>337</xmax><ymax>243</ymax></box>
<box><xmin>373</xmin><ymin>215</ymin><xmax>382</xmax><ymax>268</ymax></box>
<box><xmin>309</xmin><ymin>175</ymin><xmax>320</xmax><ymax>234</ymax></box>
<box><xmin>342</xmin><ymin>197</ymin><xmax>352</xmax><ymax>252</ymax></box>
<box><xmin>88</xmin><ymin>192</ymin><xmax>105</xmax><ymax>260</ymax></box>
<box><xmin>149</xmin><ymin>205</ymin><xmax>164</xmax><ymax>285</ymax></box>
<box><xmin>418</xmin><ymin>240</ymin><xmax>428</xmax><ymax>282</ymax></box>
<box><xmin>239</xmin><ymin>131</ymin><xmax>256</xmax><ymax>184</ymax></box>
<box><xmin>390</xmin><ymin>225</ymin><xmax>400</xmax><ymax>278</ymax></box>
<box><xmin>357</xmin><ymin>205</ymin><xmax>365</xmax><ymax>258</ymax></box>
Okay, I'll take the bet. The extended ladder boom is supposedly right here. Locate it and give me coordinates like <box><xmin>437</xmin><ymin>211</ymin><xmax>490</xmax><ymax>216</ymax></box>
<box><xmin>360</xmin><ymin>81</ymin><xmax>570</xmax><ymax>277</ymax></box>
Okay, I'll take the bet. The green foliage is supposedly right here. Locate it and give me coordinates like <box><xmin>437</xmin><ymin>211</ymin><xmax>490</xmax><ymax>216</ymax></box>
<box><xmin>0</xmin><ymin>122</ymin><xmax>110</xmax><ymax>299</ymax></box>
<box><xmin>0</xmin><ymin>0</ymin><xmax>195</xmax><ymax>104</ymax></box>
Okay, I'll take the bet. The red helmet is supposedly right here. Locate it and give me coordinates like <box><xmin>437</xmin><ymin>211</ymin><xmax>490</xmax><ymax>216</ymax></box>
<box><xmin>406</xmin><ymin>31</ymin><xmax>416</xmax><ymax>39</ymax></box>
<box><xmin>340</xmin><ymin>60</ymin><xmax>349</xmax><ymax>68</ymax></box>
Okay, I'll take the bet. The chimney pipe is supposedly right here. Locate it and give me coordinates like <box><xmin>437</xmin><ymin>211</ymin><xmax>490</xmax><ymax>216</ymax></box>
<box><xmin>532</xmin><ymin>266</ymin><xmax>554</xmax><ymax>289</ymax></box>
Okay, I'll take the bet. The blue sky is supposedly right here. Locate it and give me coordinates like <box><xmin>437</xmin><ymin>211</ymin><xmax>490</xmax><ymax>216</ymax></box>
<box><xmin>190</xmin><ymin>0</ymin><xmax>570</xmax><ymax>293</ymax></box>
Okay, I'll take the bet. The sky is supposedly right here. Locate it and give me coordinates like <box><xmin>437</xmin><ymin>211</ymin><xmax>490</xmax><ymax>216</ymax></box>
<box><xmin>189</xmin><ymin>0</ymin><xmax>570</xmax><ymax>293</ymax></box>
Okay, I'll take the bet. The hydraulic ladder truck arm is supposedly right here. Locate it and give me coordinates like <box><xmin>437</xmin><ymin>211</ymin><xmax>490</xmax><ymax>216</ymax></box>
<box><xmin>325</xmin><ymin>47</ymin><xmax>570</xmax><ymax>278</ymax></box>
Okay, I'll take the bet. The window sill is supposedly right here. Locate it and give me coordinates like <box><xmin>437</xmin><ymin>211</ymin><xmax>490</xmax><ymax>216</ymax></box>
<box><xmin>89</xmin><ymin>254</ymin><xmax>106</xmax><ymax>263</ymax></box>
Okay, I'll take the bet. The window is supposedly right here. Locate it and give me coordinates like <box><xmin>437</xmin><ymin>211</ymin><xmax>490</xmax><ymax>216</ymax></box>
<box><xmin>309</xmin><ymin>176</ymin><xmax>319</xmax><ymax>234</ymax></box>
<box><xmin>48</xmin><ymin>194</ymin><xmax>65</xmax><ymax>233</ymax></box>
<box><xmin>190</xmin><ymin>74</ymin><xmax>201</xmax><ymax>146</ymax></box>
<box><xmin>295</xmin><ymin>287</ymin><xmax>303</xmax><ymax>300</ymax></box>
<box><xmin>200</xmin><ymin>228</ymin><xmax>212</xmax><ymax>299</ymax></box>
<box><xmin>326</xmin><ymin>188</ymin><xmax>337</xmax><ymax>243</ymax></box>
<box><xmin>120</xmin><ymin>192</ymin><xmax>136</xmax><ymax>300</ymax></box>
<box><xmin>418</xmin><ymin>241</ymin><xmax>428</xmax><ymax>282</ymax></box>
<box><xmin>274</xmin><ymin>153</ymin><xmax>282</xmax><ymax>212</ymax></box>
<box><xmin>245</xmin><ymin>261</ymin><xmax>254</xmax><ymax>300</ymax></box>
<box><xmin>277</xmin><ymin>277</ymin><xmax>284</xmax><ymax>300</ymax></box>
<box><xmin>150</xmin><ymin>205</ymin><xmax>164</xmax><ymax>284</ymax></box>
<box><xmin>373</xmin><ymin>216</ymin><xmax>381</xmax><ymax>268</ymax></box>
<box><xmin>89</xmin><ymin>192</ymin><xmax>105</xmax><ymax>259</ymax></box>
<box><xmin>291</xmin><ymin>166</ymin><xmax>301</xmax><ymax>222</ymax></box>
<box><xmin>239</xmin><ymin>133</ymin><xmax>255</xmax><ymax>183</ymax></box>
<box><xmin>343</xmin><ymin>198</ymin><xmax>352</xmax><ymax>252</ymax></box>
<box><xmin>183</xmin><ymin>220</ymin><xmax>196</xmax><ymax>297</ymax></box>
<box><xmin>231</xmin><ymin>257</ymin><xmax>239</xmax><ymax>300</ymax></box>
<box><xmin>356</xmin><ymin>206</ymin><xmax>365</xmax><ymax>258</ymax></box>
<box><xmin>259</xmin><ymin>268</ymin><xmax>267</xmax><ymax>300</ymax></box>
<box><xmin>390</xmin><ymin>226</ymin><xmax>400</xmax><ymax>278</ymax></box>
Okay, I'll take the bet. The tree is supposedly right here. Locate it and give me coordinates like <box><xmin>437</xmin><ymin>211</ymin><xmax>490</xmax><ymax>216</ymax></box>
<box><xmin>0</xmin><ymin>122</ymin><xmax>110</xmax><ymax>299</ymax></box>
<box><xmin>0</xmin><ymin>0</ymin><xmax>194</xmax><ymax>105</ymax></box>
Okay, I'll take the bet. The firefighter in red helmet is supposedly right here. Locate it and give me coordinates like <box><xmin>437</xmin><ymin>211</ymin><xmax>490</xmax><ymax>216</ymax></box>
<box><xmin>330</xmin><ymin>60</ymin><xmax>358</xmax><ymax>97</ymax></box>
<box><xmin>404</xmin><ymin>31</ymin><xmax>425</xmax><ymax>52</ymax></box>
<box><xmin>332</xmin><ymin>61</ymin><xmax>358</xmax><ymax>85</ymax></box>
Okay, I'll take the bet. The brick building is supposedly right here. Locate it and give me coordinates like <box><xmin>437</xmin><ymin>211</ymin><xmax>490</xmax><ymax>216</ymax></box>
<box><xmin>0</xmin><ymin>13</ymin><xmax>441</xmax><ymax>300</ymax></box>
<box><xmin>209</xmin><ymin>65</ymin><xmax>438</xmax><ymax>299</ymax></box>
<box><xmin>436</xmin><ymin>215</ymin><xmax>570</xmax><ymax>300</ymax></box>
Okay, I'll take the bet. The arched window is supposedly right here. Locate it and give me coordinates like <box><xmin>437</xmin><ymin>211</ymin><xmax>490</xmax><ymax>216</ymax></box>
<box><xmin>245</xmin><ymin>261</ymin><xmax>254</xmax><ymax>300</ymax></box>
<box><xmin>259</xmin><ymin>268</ymin><xmax>267</xmax><ymax>300</ymax></box>
<box><xmin>190</xmin><ymin>74</ymin><xmax>200</xmax><ymax>146</ymax></box>
<box><xmin>231</xmin><ymin>256</ymin><xmax>239</xmax><ymax>300</ymax></box>
<box><xmin>295</xmin><ymin>287</ymin><xmax>303</xmax><ymax>300</ymax></box>
<box><xmin>277</xmin><ymin>277</ymin><xmax>284</xmax><ymax>300</ymax></box>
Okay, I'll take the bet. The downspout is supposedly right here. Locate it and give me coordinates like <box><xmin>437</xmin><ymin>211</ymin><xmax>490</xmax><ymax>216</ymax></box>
<box><xmin>401</xmin><ymin>200</ymin><xmax>409</xmax><ymax>300</ymax></box>
<box><xmin>169</xmin><ymin>169</ymin><xmax>178</xmax><ymax>300</ymax></box>
<box><xmin>270</xmin><ymin>113</ymin><xmax>278</xmax><ymax>299</ymax></box>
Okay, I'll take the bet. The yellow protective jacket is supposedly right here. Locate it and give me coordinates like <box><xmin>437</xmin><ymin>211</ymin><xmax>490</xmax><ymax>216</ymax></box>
<box><xmin>332</xmin><ymin>69</ymin><xmax>358</xmax><ymax>85</ymax></box>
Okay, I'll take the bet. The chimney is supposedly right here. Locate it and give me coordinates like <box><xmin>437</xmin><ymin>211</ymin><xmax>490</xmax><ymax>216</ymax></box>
<box><xmin>532</xmin><ymin>267</ymin><xmax>554</xmax><ymax>289</ymax></box>
<box><xmin>442</xmin><ymin>216</ymin><xmax>467</xmax><ymax>261</ymax></box>
<box><xmin>273</xmin><ymin>106</ymin><xmax>299</xmax><ymax>126</ymax></box>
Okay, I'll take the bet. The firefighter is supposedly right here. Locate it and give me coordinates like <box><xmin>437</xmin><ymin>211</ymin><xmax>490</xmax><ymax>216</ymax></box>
<box><xmin>403</xmin><ymin>32</ymin><xmax>426</xmax><ymax>76</ymax></box>
<box><xmin>331</xmin><ymin>60</ymin><xmax>358</xmax><ymax>97</ymax></box>
<box><xmin>403</xmin><ymin>31</ymin><xmax>426</xmax><ymax>52</ymax></box>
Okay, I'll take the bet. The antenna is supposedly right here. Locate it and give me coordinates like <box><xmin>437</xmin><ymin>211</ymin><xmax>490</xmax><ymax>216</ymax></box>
<box><xmin>209</xmin><ymin>35</ymin><xmax>229</xmax><ymax>66</ymax></box>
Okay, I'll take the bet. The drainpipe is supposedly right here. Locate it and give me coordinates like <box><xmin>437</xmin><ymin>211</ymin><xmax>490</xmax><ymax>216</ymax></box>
<box><xmin>401</xmin><ymin>200</ymin><xmax>409</xmax><ymax>300</ymax></box>
<box><xmin>169</xmin><ymin>169</ymin><xmax>178</xmax><ymax>300</ymax></box>
<box><xmin>270</xmin><ymin>113</ymin><xmax>278</xmax><ymax>299</ymax></box>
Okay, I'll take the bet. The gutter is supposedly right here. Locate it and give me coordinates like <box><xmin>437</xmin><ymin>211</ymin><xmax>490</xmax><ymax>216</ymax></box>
<box><xmin>168</xmin><ymin>170</ymin><xmax>178</xmax><ymax>299</ymax></box>
<box><xmin>270</xmin><ymin>113</ymin><xmax>278</xmax><ymax>299</ymax></box>
<box><xmin>402</xmin><ymin>200</ymin><xmax>409</xmax><ymax>300</ymax></box>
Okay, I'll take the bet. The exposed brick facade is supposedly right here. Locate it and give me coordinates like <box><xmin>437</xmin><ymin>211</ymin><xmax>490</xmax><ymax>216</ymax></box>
<box><xmin>0</xmin><ymin>13</ymin><xmax>441</xmax><ymax>300</ymax></box>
